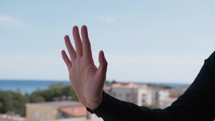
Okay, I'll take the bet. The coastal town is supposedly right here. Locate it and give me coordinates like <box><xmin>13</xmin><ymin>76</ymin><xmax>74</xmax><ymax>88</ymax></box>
<box><xmin>0</xmin><ymin>81</ymin><xmax>188</xmax><ymax>121</ymax></box>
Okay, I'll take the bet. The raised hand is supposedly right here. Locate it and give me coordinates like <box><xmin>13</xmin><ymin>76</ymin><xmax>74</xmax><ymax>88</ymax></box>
<box><xmin>61</xmin><ymin>25</ymin><xmax>108</xmax><ymax>109</ymax></box>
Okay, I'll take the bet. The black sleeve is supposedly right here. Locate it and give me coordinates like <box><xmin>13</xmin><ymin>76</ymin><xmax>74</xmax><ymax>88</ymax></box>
<box><xmin>165</xmin><ymin>51</ymin><xmax>215</xmax><ymax>121</ymax></box>
<box><xmin>87</xmin><ymin>91</ymin><xmax>175</xmax><ymax>121</ymax></box>
<box><xmin>87</xmin><ymin>51</ymin><xmax>215</xmax><ymax>121</ymax></box>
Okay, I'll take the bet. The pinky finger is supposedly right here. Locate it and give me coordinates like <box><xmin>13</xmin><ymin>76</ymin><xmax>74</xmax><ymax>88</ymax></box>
<box><xmin>61</xmin><ymin>50</ymin><xmax>72</xmax><ymax>69</ymax></box>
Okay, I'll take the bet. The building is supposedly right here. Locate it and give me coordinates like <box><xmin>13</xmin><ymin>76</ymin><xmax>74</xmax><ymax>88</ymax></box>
<box><xmin>26</xmin><ymin>101</ymin><xmax>87</xmax><ymax>121</ymax></box>
<box><xmin>169</xmin><ymin>86</ymin><xmax>188</xmax><ymax>98</ymax></box>
<box><xmin>108</xmin><ymin>82</ymin><xmax>172</xmax><ymax>108</ymax></box>
<box><xmin>157</xmin><ymin>86</ymin><xmax>188</xmax><ymax>109</ymax></box>
<box><xmin>109</xmin><ymin>82</ymin><xmax>149</xmax><ymax>106</ymax></box>
<box><xmin>147</xmin><ymin>86</ymin><xmax>171</xmax><ymax>107</ymax></box>
<box><xmin>159</xmin><ymin>97</ymin><xmax>177</xmax><ymax>109</ymax></box>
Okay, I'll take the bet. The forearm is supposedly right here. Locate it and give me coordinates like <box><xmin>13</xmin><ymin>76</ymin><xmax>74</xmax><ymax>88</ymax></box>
<box><xmin>165</xmin><ymin>51</ymin><xmax>215</xmax><ymax>121</ymax></box>
<box><xmin>87</xmin><ymin>91</ymin><xmax>176</xmax><ymax>121</ymax></box>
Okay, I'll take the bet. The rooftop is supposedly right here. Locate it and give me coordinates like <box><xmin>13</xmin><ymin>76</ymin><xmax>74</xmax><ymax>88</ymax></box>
<box><xmin>26</xmin><ymin>101</ymin><xmax>82</xmax><ymax>109</ymax></box>
<box><xmin>112</xmin><ymin>82</ymin><xmax>147</xmax><ymax>89</ymax></box>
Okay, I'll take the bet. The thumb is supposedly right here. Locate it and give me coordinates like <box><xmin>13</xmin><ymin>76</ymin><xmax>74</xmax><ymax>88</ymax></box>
<box><xmin>97</xmin><ymin>50</ymin><xmax>108</xmax><ymax>77</ymax></box>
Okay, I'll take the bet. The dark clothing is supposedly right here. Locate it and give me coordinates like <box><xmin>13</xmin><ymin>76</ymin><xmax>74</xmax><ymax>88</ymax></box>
<box><xmin>87</xmin><ymin>51</ymin><xmax>215</xmax><ymax>121</ymax></box>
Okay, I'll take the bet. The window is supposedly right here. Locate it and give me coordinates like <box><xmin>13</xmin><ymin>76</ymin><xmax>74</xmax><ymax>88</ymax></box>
<box><xmin>34</xmin><ymin>111</ymin><xmax>40</xmax><ymax>119</ymax></box>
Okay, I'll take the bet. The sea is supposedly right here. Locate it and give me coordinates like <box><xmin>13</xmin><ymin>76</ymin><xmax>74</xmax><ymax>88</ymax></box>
<box><xmin>0</xmin><ymin>79</ymin><xmax>190</xmax><ymax>94</ymax></box>
<box><xmin>0</xmin><ymin>79</ymin><xmax>71</xmax><ymax>94</ymax></box>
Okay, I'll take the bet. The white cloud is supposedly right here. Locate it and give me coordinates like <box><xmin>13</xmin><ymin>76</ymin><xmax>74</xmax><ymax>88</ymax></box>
<box><xmin>0</xmin><ymin>15</ymin><xmax>29</xmax><ymax>30</ymax></box>
<box><xmin>98</xmin><ymin>15</ymin><xmax>116</xmax><ymax>24</ymax></box>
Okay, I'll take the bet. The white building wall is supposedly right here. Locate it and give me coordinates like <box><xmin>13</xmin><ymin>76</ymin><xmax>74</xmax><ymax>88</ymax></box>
<box><xmin>148</xmin><ymin>89</ymin><xmax>153</xmax><ymax>106</ymax></box>
<box><xmin>110</xmin><ymin>83</ymin><xmax>173</xmax><ymax>108</ymax></box>
<box><xmin>110</xmin><ymin>88</ymin><xmax>138</xmax><ymax>104</ymax></box>
<box><xmin>144</xmin><ymin>87</ymin><xmax>170</xmax><ymax>107</ymax></box>
<box><xmin>159</xmin><ymin>90</ymin><xmax>170</xmax><ymax>100</ymax></box>
<box><xmin>137</xmin><ymin>88</ymin><xmax>148</xmax><ymax>106</ymax></box>
<box><xmin>145</xmin><ymin>88</ymin><xmax>157</xmax><ymax>106</ymax></box>
<box><xmin>110</xmin><ymin>85</ymin><xmax>148</xmax><ymax>106</ymax></box>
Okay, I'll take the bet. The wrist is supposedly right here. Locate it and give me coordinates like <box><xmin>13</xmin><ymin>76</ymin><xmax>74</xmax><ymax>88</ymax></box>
<box><xmin>87</xmin><ymin>94</ymin><xmax>103</xmax><ymax>110</ymax></box>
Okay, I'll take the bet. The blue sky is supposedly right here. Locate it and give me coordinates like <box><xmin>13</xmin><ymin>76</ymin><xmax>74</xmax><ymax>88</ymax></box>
<box><xmin>0</xmin><ymin>0</ymin><xmax>215</xmax><ymax>83</ymax></box>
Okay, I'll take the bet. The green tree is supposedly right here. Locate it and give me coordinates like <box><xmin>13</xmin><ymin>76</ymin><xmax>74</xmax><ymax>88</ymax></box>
<box><xmin>28</xmin><ymin>92</ymin><xmax>45</xmax><ymax>102</ymax></box>
<box><xmin>0</xmin><ymin>83</ymin><xmax>79</xmax><ymax>117</ymax></box>
<box><xmin>29</xmin><ymin>83</ymin><xmax>78</xmax><ymax>101</ymax></box>
<box><xmin>0</xmin><ymin>90</ymin><xmax>28</xmax><ymax>116</ymax></box>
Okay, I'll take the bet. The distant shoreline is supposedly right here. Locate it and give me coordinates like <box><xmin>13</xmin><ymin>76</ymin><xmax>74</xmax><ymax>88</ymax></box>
<box><xmin>0</xmin><ymin>79</ymin><xmax>190</xmax><ymax>94</ymax></box>
<box><xmin>0</xmin><ymin>79</ymin><xmax>71</xmax><ymax>94</ymax></box>
<box><xmin>0</xmin><ymin>79</ymin><xmax>69</xmax><ymax>82</ymax></box>
<box><xmin>0</xmin><ymin>79</ymin><xmax>190</xmax><ymax>85</ymax></box>
<box><xmin>138</xmin><ymin>82</ymin><xmax>190</xmax><ymax>87</ymax></box>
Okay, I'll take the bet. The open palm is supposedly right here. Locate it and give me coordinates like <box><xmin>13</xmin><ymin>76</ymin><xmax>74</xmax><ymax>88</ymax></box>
<box><xmin>61</xmin><ymin>25</ymin><xmax>108</xmax><ymax>109</ymax></box>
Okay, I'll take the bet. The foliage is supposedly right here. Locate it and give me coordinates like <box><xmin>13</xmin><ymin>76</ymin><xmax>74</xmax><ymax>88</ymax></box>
<box><xmin>0</xmin><ymin>83</ymin><xmax>78</xmax><ymax>117</ymax></box>
<box><xmin>31</xmin><ymin>83</ymin><xmax>78</xmax><ymax>101</ymax></box>
<box><xmin>104</xmin><ymin>80</ymin><xmax>118</xmax><ymax>86</ymax></box>
<box><xmin>0</xmin><ymin>90</ymin><xmax>28</xmax><ymax>116</ymax></box>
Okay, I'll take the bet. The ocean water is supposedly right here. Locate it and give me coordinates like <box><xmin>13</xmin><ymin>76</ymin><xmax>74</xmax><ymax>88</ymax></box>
<box><xmin>0</xmin><ymin>79</ymin><xmax>70</xmax><ymax>94</ymax></box>
<box><xmin>0</xmin><ymin>80</ymin><xmax>190</xmax><ymax>94</ymax></box>
<box><xmin>140</xmin><ymin>82</ymin><xmax>190</xmax><ymax>87</ymax></box>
